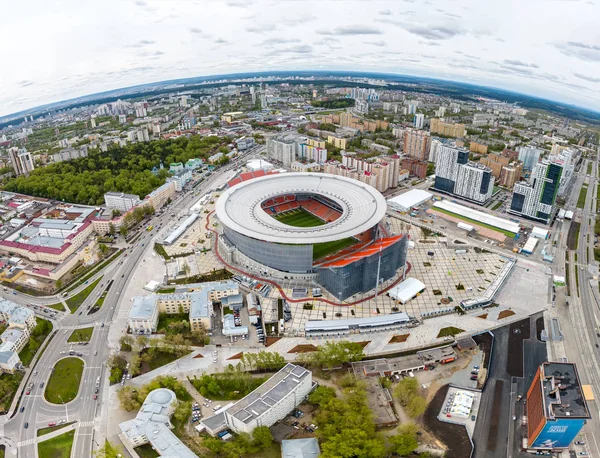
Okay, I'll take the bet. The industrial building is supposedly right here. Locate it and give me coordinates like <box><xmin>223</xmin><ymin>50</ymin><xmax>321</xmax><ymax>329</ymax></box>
<box><xmin>432</xmin><ymin>200</ymin><xmax>520</xmax><ymax>235</ymax></box>
<box><xmin>387</xmin><ymin>189</ymin><xmax>433</xmax><ymax>213</ymax></box>
<box><xmin>526</xmin><ymin>362</ymin><xmax>590</xmax><ymax>450</ymax></box>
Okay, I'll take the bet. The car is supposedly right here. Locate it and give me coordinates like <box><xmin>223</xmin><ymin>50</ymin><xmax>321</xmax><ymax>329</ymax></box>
<box><xmin>213</xmin><ymin>359</ymin><xmax>217</xmax><ymax>363</ymax></box>
<box><xmin>24</xmin><ymin>422</ymin><xmax>28</xmax><ymax>429</ymax></box>
<box><xmin>512</xmin><ymin>415</ymin><xmax>517</xmax><ymax>421</ymax></box>
<box><xmin>471</xmin><ymin>415</ymin><xmax>476</xmax><ymax>421</ymax></box>
<box><xmin>39</xmin><ymin>382</ymin><xmax>44</xmax><ymax>388</ymax></box>
<box><xmin>579</xmin><ymin>453</ymin><xmax>588</xmax><ymax>456</ymax></box>
<box><xmin>470</xmin><ymin>375</ymin><xmax>478</xmax><ymax>380</ymax></box>
<box><xmin>19</xmin><ymin>407</ymin><xmax>24</xmax><ymax>413</ymax></box>
<box><xmin>25</xmin><ymin>391</ymin><xmax>30</xmax><ymax>395</ymax></box>
<box><xmin>575</xmin><ymin>441</ymin><xmax>586</xmax><ymax>445</ymax></box>
<box><xmin>94</xmin><ymin>350</ymin><xmax>98</xmax><ymax>356</ymax></box>
<box><xmin>93</xmin><ymin>394</ymin><xmax>97</xmax><ymax>400</ymax></box>
<box><xmin>48</xmin><ymin>422</ymin><xmax>56</xmax><ymax>427</ymax></box>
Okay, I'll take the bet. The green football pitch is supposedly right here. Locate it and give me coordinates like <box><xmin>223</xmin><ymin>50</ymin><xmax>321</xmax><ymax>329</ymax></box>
<box><xmin>273</xmin><ymin>208</ymin><xmax>326</xmax><ymax>227</ymax></box>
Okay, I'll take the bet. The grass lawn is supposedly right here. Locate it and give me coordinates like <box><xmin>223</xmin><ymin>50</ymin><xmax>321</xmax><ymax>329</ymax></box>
<box><xmin>247</xmin><ymin>443</ymin><xmax>281</xmax><ymax>458</ymax></box>
<box><xmin>157</xmin><ymin>287</ymin><xmax>176</xmax><ymax>294</ymax></box>
<box><xmin>437</xmin><ymin>326</ymin><xmax>465</xmax><ymax>338</ymax></box>
<box><xmin>134</xmin><ymin>444</ymin><xmax>160</xmax><ymax>458</ymax></box>
<box><xmin>37</xmin><ymin>422</ymin><xmax>76</xmax><ymax>437</ymax></box>
<box><xmin>46</xmin><ymin>303</ymin><xmax>65</xmax><ymax>312</ymax></box>
<box><xmin>273</xmin><ymin>208</ymin><xmax>325</xmax><ymax>227</ymax></box>
<box><xmin>65</xmin><ymin>277</ymin><xmax>102</xmax><ymax>313</ymax></box>
<box><xmin>577</xmin><ymin>185</ymin><xmax>588</xmax><ymax>209</ymax></box>
<box><xmin>0</xmin><ymin>372</ymin><xmax>23</xmax><ymax>412</ymax></box>
<box><xmin>432</xmin><ymin>207</ymin><xmax>516</xmax><ymax>238</ymax></box>
<box><xmin>588</xmin><ymin>162</ymin><xmax>593</xmax><ymax>175</ymax></box>
<box><xmin>44</xmin><ymin>357</ymin><xmax>84</xmax><ymax>404</ymax></box>
<box><xmin>19</xmin><ymin>318</ymin><xmax>53</xmax><ymax>367</ymax></box>
<box><xmin>312</xmin><ymin>237</ymin><xmax>357</xmax><ymax>260</ymax></box>
<box><xmin>67</xmin><ymin>327</ymin><xmax>94</xmax><ymax>343</ymax></box>
<box><xmin>491</xmin><ymin>201</ymin><xmax>503</xmax><ymax>211</ymax></box>
<box><xmin>139</xmin><ymin>349</ymin><xmax>190</xmax><ymax>374</ymax></box>
<box><xmin>156</xmin><ymin>313</ymin><xmax>188</xmax><ymax>333</ymax></box>
<box><xmin>37</xmin><ymin>430</ymin><xmax>75</xmax><ymax>458</ymax></box>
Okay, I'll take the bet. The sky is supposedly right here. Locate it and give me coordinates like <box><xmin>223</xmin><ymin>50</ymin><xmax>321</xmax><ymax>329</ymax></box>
<box><xmin>2</xmin><ymin>0</ymin><xmax>600</xmax><ymax>117</ymax></box>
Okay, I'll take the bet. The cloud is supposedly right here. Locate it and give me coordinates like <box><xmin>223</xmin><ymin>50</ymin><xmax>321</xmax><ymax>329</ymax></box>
<box><xmin>265</xmin><ymin>44</ymin><xmax>313</xmax><ymax>56</ymax></box>
<box><xmin>189</xmin><ymin>27</ymin><xmax>204</xmax><ymax>34</ymax></box>
<box><xmin>365</xmin><ymin>40</ymin><xmax>386</xmax><ymax>47</ymax></box>
<box><xmin>214</xmin><ymin>38</ymin><xmax>229</xmax><ymax>45</ymax></box>
<box><xmin>18</xmin><ymin>81</ymin><xmax>34</xmax><ymax>87</ymax></box>
<box><xmin>317</xmin><ymin>25</ymin><xmax>382</xmax><ymax>36</ymax></box>
<box><xmin>280</xmin><ymin>14</ymin><xmax>315</xmax><ymax>26</ymax></box>
<box><xmin>227</xmin><ymin>0</ymin><xmax>252</xmax><ymax>6</ymax></box>
<box><xmin>127</xmin><ymin>39</ymin><xmax>155</xmax><ymax>48</ymax></box>
<box><xmin>403</xmin><ymin>24</ymin><xmax>464</xmax><ymax>40</ymax></box>
<box><xmin>134</xmin><ymin>0</ymin><xmax>147</xmax><ymax>5</ymax></box>
<box><xmin>420</xmin><ymin>40</ymin><xmax>441</xmax><ymax>46</ymax></box>
<box><xmin>556</xmin><ymin>41</ymin><xmax>600</xmax><ymax>61</ymax></box>
<box><xmin>379</xmin><ymin>9</ymin><xmax>392</xmax><ymax>15</ymax></box>
<box><xmin>574</xmin><ymin>72</ymin><xmax>600</xmax><ymax>83</ymax></box>
<box><xmin>503</xmin><ymin>59</ymin><xmax>540</xmax><ymax>68</ymax></box>
<box><xmin>246</xmin><ymin>25</ymin><xmax>277</xmax><ymax>34</ymax></box>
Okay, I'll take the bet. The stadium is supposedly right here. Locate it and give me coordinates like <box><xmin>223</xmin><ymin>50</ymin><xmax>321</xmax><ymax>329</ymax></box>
<box><xmin>216</xmin><ymin>172</ymin><xmax>408</xmax><ymax>300</ymax></box>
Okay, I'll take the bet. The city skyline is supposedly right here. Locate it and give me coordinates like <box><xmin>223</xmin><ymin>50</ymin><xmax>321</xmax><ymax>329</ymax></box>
<box><xmin>2</xmin><ymin>0</ymin><xmax>600</xmax><ymax>117</ymax></box>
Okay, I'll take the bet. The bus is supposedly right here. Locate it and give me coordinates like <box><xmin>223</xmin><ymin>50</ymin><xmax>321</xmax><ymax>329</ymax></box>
<box><xmin>146</xmin><ymin>225</ymin><xmax>153</xmax><ymax>231</ymax></box>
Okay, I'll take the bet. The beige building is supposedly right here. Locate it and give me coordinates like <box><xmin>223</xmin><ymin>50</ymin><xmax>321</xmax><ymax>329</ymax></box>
<box><xmin>325</xmin><ymin>154</ymin><xmax>400</xmax><ymax>193</ymax></box>
<box><xmin>499</xmin><ymin>162</ymin><xmax>523</xmax><ymax>189</ymax></box>
<box><xmin>327</xmin><ymin>135</ymin><xmax>347</xmax><ymax>150</ymax></box>
<box><xmin>469</xmin><ymin>141</ymin><xmax>488</xmax><ymax>155</ymax></box>
<box><xmin>306</xmin><ymin>137</ymin><xmax>326</xmax><ymax>149</ymax></box>
<box><xmin>403</xmin><ymin>129</ymin><xmax>431</xmax><ymax>161</ymax></box>
<box><xmin>430</xmin><ymin>119</ymin><xmax>466</xmax><ymax>138</ymax></box>
<box><xmin>146</xmin><ymin>181</ymin><xmax>176</xmax><ymax>210</ymax></box>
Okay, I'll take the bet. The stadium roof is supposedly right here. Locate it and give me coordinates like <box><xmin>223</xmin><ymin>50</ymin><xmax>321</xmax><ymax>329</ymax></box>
<box><xmin>316</xmin><ymin>236</ymin><xmax>402</xmax><ymax>268</ymax></box>
<box><xmin>216</xmin><ymin>172</ymin><xmax>387</xmax><ymax>244</ymax></box>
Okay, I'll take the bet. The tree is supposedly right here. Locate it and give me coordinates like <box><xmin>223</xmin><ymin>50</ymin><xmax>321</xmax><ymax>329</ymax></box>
<box><xmin>172</xmin><ymin>400</ymin><xmax>191</xmax><ymax>425</ymax></box>
<box><xmin>117</xmin><ymin>386</ymin><xmax>141</xmax><ymax>411</ymax></box>
<box><xmin>389</xmin><ymin>432</ymin><xmax>418</xmax><ymax>456</ymax></box>
<box><xmin>136</xmin><ymin>334</ymin><xmax>149</xmax><ymax>350</ymax></box>
<box><xmin>55</xmin><ymin>279</ymin><xmax>63</xmax><ymax>290</ymax></box>
<box><xmin>308</xmin><ymin>386</ymin><xmax>337</xmax><ymax>406</ymax></box>
<box><xmin>252</xmin><ymin>426</ymin><xmax>273</xmax><ymax>450</ymax></box>
<box><xmin>119</xmin><ymin>335</ymin><xmax>134</xmax><ymax>351</ymax></box>
<box><xmin>119</xmin><ymin>225</ymin><xmax>128</xmax><ymax>237</ymax></box>
<box><xmin>108</xmin><ymin>223</ymin><xmax>116</xmax><ymax>235</ymax></box>
<box><xmin>129</xmin><ymin>354</ymin><xmax>142</xmax><ymax>376</ymax></box>
<box><xmin>426</xmin><ymin>162</ymin><xmax>435</xmax><ymax>176</ymax></box>
<box><xmin>301</xmin><ymin>340</ymin><xmax>366</xmax><ymax>369</ymax></box>
<box><xmin>98</xmin><ymin>243</ymin><xmax>109</xmax><ymax>256</ymax></box>
<box><xmin>107</xmin><ymin>354</ymin><xmax>127</xmax><ymax>370</ymax></box>
<box><xmin>395</xmin><ymin>377</ymin><xmax>418</xmax><ymax>404</ymax></box>
<box><xmin>93</xmin><ymin>440</ymin><xmax>123</xmax><ymax>458</ymax></box>
<box><xmin>182</xmin><ymin>262</ymin><xmax>191</xmax><ymax>278</ymax></box>
<box><xmin>406</xmin><ymin>396</ymin><xmax>427</xmax><ymax>418</ymax></box>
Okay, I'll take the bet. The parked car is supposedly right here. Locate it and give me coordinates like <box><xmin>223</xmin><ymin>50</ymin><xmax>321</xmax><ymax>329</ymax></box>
<box><xmin>24</xmin><ymin>422</ymin><xmax>28</xmax><ymax>429</ymax></box>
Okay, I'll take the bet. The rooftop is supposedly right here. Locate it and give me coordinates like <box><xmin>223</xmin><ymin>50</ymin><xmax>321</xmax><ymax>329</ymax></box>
<box><xmin>281</xmin><ymin>438</ymin><xmax>321</xmax><ymax>458</ymax></box>
<box><xmin>541</xmin><ymin>362</ymin><xmax>590</xmax><ymax>419</ymax></box>
<box><xmin>305</xmin><ymin>312</ymin><xmax>410</xmax><ymax>333</ymax></box>
<box><xmin>227</xmin><ymin>364</ymin><xmax>310</xmax><ymax>425</ymax></box>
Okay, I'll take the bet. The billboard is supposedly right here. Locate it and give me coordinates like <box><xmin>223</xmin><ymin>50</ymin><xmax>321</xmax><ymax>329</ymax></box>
<box><xmin>531</xmin><ymin>418</ymin><xmax>586</xmax><ymax>449</ymax></box>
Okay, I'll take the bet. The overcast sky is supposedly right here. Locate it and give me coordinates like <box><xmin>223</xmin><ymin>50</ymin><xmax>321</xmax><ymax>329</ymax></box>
<box><xmin>2</xmin><ymin>0</ymin><xmax>600</xmax><ymax>117</ymax></box>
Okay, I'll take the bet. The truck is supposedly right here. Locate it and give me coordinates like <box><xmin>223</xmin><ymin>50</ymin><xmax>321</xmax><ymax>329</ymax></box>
<box><xmin>457</xmin><ymin>222</ymin><xmax>474</xmax><ymax>232</ymax></box>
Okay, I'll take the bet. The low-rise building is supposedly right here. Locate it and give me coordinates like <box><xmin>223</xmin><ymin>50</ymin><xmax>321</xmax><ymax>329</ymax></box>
<box><xmin>128</xmin><ymin>281</ymin><xmax>239</xmax><ymax>334</ymax></box>
<box><xmin>0</xmin><ymin>298</ymin><xmax>36</xmax><ymax>373</ymax></box>
<box><xmin>146</xmin><ymin>181</ymin><xmax>176</xmax><ymax>210</ymax></box>
<box><xmin>119</xmin><ymin>388</ymin><xmax>197</xmax><ymax>457</ymax></box>
<box><xmin>104</xmin><ymin>192</ymin><xmax>142</xmax><ymax>212</ymax></box>
<box><xmin>200</xmin><ymin>364</ymin><xmax>312</xmax><ymax>435</ymax></box>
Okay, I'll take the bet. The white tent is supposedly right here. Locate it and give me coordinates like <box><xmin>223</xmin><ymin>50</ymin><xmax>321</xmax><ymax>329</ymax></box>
<box><xmin>387</xmin><ymin>189</ymin><xmax>433</xmax><ymax>213</ymax></box>
<box><xmin>388</xmin><ymin>278</ymin><xmax>426</xmax><ymax>304</ymax></box>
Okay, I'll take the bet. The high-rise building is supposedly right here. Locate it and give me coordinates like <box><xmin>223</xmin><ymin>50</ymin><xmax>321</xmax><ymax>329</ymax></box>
<box><xmin>499</xmin><ymin>163</ymin><xmax>523</xmax><ymax>189</ymax></box>
<box><xmin>526</xmin><ymin>362</ymin><xmax>590</xmax><ymax>451</ymax></box>
<box><xmin>517</xmin><ymin>146</ymin><xmax>542</xmax><ymax>171</ymax></box>
<box><xmin>430</xmin><ymin>118</ymin><xmax>466</xmax><ymax>138</ymax></box>
<box><xmin>266</xmin><ymin>134</ymin><xmax>306</xmax><ymax>167</ymax></box>
<box><xmin>403</xmin><ymin>129</ymin><xmax>431</xmax><ymax>161</ymax></box>
<box><xmin>8</xmin><ymin>147</ymin><xmax>34</xmax><ymax>176</ymax></box>
<box><xmin>509</xmin><ymin>159</ymin><xmax>563</xmax><ymax>224</ymax></box>
<box><xmin>433</xmin><ymin>145</ymin><xmax>494</xmax><ymax>204</ymax></box>
<box><xmin>104</xmin><ymin>192</ymin><xmax>142</xmax><ymax>212</ymax></box>
<box><xmin>401</xmin><ymin>158</ymin><xmax>428</xmax><ymax>179</ymax></box>
<box><xmin>413</xmin><ymin>113</ymin><xmax>424</xmax><ymax>129</ymax></box>
<box><xmin>480</xmin><ymin>153</ymin><xmax>510</xmax><ymax>179</ymax></box>
<box><xmin>90</xmin><ymin>116</ymin><xmax>96</xmax><ymax>128</ymax></box>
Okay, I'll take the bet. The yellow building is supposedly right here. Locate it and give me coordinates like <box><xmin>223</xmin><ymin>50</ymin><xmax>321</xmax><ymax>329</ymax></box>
<box><xmin>469</xmin><ymin>141</ymin><xmax>488</xmax><ymax>155</ymax></box>
<box><xmin>327</xmin><ymin>136</ymin><xmax>347</xmax><ymax>150</ymax></box>
<box><xmin>430</xmin><ymin>118</ymin><xmax>466</xmax><ymax>138</ymax></box>
<box><xmin>307</xmin><ymin>138</ymin><xmax>326</xmax><ymax>149</ymax></box>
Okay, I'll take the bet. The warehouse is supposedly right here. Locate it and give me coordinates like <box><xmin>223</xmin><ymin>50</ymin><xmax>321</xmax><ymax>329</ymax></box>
<box><xmin>387</xmin><ymin>189</ymin><xmax>433</xmax><ymax>213</ymax></box>
<box><xmin>387</xmin><ymin>278</ymin><xmax>426</xmax><ymax>304</ymax></box>
<box><xmin>522</xmin><ymin>237</ymin><xmax>538</xmax><ymax>254</ymax></box>
<box><xmin>531</xmin><ymin>227</ymin><xmax>549</xmax><ymax>239</ymax></box>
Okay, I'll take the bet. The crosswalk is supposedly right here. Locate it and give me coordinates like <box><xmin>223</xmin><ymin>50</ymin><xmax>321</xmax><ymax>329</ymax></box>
<box><xmin>18</xmin><ymin>421</ymin><xmax>95</xmax><ymax>447</ymax></box>
<box><xmin>18</xmin><ymin>438</ymin><xmax>36</xmax><ymax>447</ymax></box>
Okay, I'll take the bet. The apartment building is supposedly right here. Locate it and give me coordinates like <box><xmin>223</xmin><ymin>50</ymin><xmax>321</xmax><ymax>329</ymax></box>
<box><xmin>430</xmin><ymin>119</ymin><xmax>466</xmax><ymax>138</ymax></box>
<box><xmin>325</xmin><ymin>154</ymin><xmax>400</xmax><ymax>192</ymax></box>
<box><xmin>403</xmin><ymin>129</ymin><xmax>431</xmax><ymax>161</ymax></box>
<box><xmin>146</xmin><ymin>181</ymin><xmax>176</xmax><ymax>210</ymax></box>
<box><xmin>8</xmin><ymin>147</ymin><xmax>35</xmax><ymax>176</ymax></box>
<box><xmin>0</xmin><ymin>298</ymin><xmax>36</xmax><ymax>373</ymax></box>
<box><xmin>266</xmin><ymin>133</ymin><xmax>306</xmax><ymax>167</ymax></box>
<box><xmin>104</xmin><ymin>192</ymin><xmax>142</xmax><ymax>212</ymax></box>
<box><xmin>517</xmin><ymin>146</ymin><xmax>542</xmax><ymax>171</ymax></box>
<box><xmin>327</xmin><ymin>135</ymin><xmax>347</xmax><ymax>150</ymax></box>
<box><xmin>434</xmin><ymin>145</ymin><xmax>494</xmax><ymax>204</ymax></box>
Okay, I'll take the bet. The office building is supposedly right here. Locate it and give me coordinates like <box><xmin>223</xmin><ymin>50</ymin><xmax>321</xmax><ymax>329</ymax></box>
<box><xmin>201</xmin><ymin>364</ymin><xmax>312</xmax><ymax>436</ymax></box>
<box><xmin>526</xmin><ymin>362</ymin><xmax>590</xmax><ymax>450</ymax></box>
<box><xmin>119</xmin><ymin>389</ymin><xmax>197</xmax><ymax>457</ymax></box>
<box><xmin>434</xmin><ymin>145</ymin><xmax>494</xmax><ymax>204</ymax></box>
<box><xmin>430</xmin><ymin>119</ymin><xmax>466</xmax><ymax>138</ymax></box>
<box><xmin>509</xmin><ymin>159</ymin><xmax>563</xmax><ymax>224</ymax></box>
<box><xmin>104</xmin><ymin>192</ymin><xmax>142</xmax><ymax>212</ymax></box>
<box><xmin>413</xmin><ymin>113</ymin><xmax>424</xmax><ymax>129</ymax></box>
<box><xmin>8</xmin><ymin>147</ymin><xmax>34</xmax><ymax>176</ymax></box>
<box><xmin>403</xmin><ymin>129</ymin><xmax>431</xmax><ymax>161</ymax></box>
<box><xmin>518</xmin><ymin>146</ymin><xmax>542</xmax><ymax>171</ymax></box>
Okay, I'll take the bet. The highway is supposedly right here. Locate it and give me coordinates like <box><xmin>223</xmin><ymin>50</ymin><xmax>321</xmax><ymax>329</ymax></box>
<box><xmin>0</xmin><ymin>145</ymin><xmax>263</xmax><ymax>457</ymax></box>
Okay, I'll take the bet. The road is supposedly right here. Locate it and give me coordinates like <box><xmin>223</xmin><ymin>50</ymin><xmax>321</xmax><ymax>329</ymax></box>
<box><xmin>549</xmin><ymin>152</ymin><xmax>600</xmax><ymax>458</ymax></box>
<box><xmin>0</xmin><ymin>145</ymin><xmax>263</xmax><ymax>457</ymax></box>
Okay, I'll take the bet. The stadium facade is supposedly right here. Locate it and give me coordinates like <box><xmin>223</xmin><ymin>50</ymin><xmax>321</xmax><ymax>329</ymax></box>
<box><xmin>216</xmin><ymin>172</ymin><xmax>408</xmax><ymax>300</ymax></box>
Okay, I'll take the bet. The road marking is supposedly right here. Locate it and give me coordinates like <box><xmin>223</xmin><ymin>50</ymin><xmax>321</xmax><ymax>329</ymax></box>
<box><xmin>18</xmin><ymin>438</ymin><xmax>37</xmax><ymax>446</ymax></box>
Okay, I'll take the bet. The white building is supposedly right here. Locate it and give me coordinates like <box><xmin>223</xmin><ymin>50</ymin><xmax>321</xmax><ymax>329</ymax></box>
<box><xmin>414</xmin><ymin>113</ymin><xmax>424</xmax><ymax>129</ymax></box>
<box><xmin>517</xmin><ymin>146</ymin><xmax>542</xmax><ymax>171</ymax></box>
<box><xmin>104</xmin><ymin>192</ymin><xmax>142</xmax><ymax>212</ymax></box>
<box><xmin>201</xmin><ymin>364</ymin><xmax>312</xmax><ymax>435</ymax></box>
<box><xmin>266</xmin><ymin>134</ymin><xmax>306</xmax><ymax>167</ymax></box>
<box><xmin>167</xmin><ymin>169</ymin><xmax>192</xmax><ymax>192</ymax></box>
<box><xmin>0</xmin><ymin>298</ymin><xmax>36</xmax><ymax>373</ymax></box>
<box><xmin>128</xmin><ymin>296</ymin><xmax>160</xmax><ymax>334</ymax></box>
<box><xmin>119</xmin><ymin>388</ymin><xmax>197</xmax><ymax>458</ymax></box>
<box><xmin>387</xmin><ymin>189</ymin><xmax>433</xmax><ymax>213</ymax></box>
<box><xmin>388</xmin><ymin>278</ymin><xmax>426</xmax><ymax>304</ymax></box>
<box><xmin>509</xmin><ymin>159</ymin><xmax>563</xmax><ymax>224</ymax></box>
<box><xmin>8</xmin><ymin>147</ymin><xmax>34</xmax><ymax>176</ymax></box>
<box><xmin>434</xmin><ymin>145</ymin><xmax>494</xmax><ymax>204</ymax></box>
